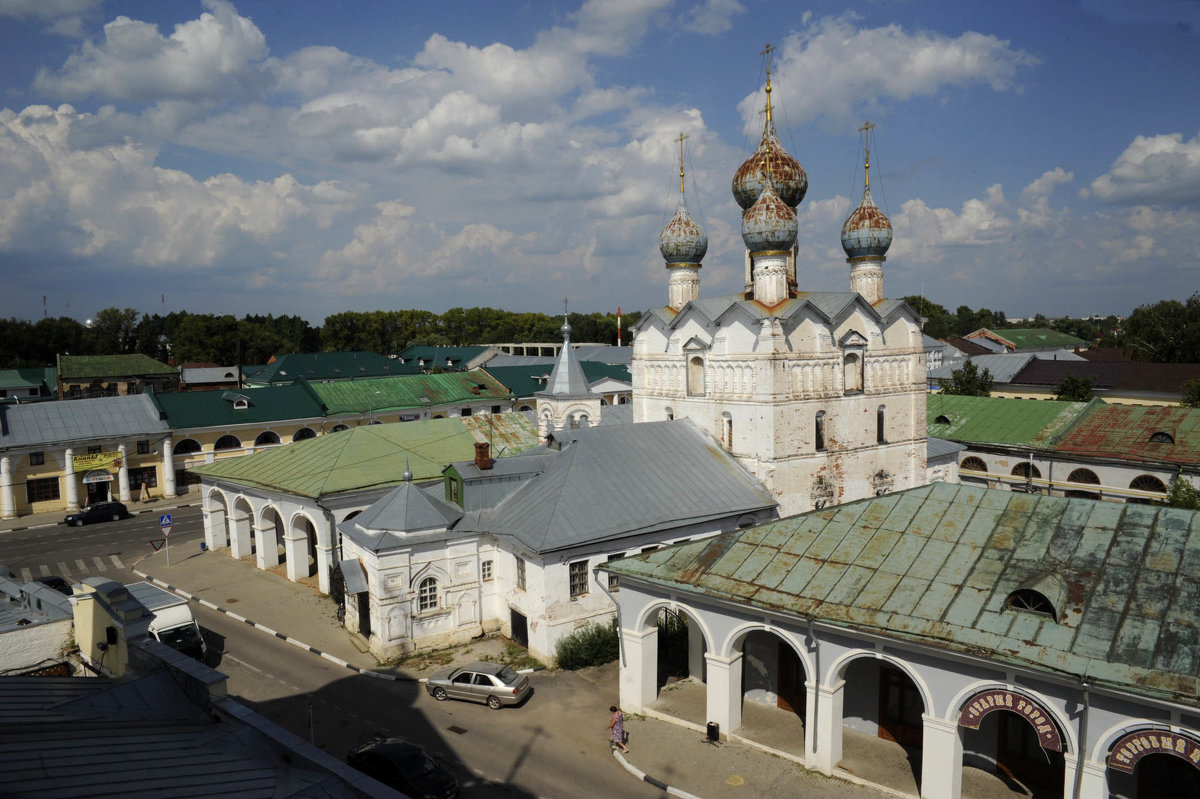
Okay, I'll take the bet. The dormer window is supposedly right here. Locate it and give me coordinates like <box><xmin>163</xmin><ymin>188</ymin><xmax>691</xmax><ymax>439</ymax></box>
<box><xmin>935</xmin><ymin>414</ymin><xmax>952</xmax><ymax>425</ymax></box>
<box><xmin>1149</xmin><ymin>431</ymin><xmax>1174</xmax><ymax>444</ymax></box>
<box><xmin>1005</xmin><ymin>573</ymin><xmax>1067</xmax><ymax>623</ymax></box>
<box><xmin>1006</xmin><ymin>589</ymin><xmax>1057</xmax><ymax>621</ymax></box>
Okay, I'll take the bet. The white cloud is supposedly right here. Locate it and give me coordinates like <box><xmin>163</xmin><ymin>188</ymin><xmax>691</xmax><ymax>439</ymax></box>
<box><xmin>680</xmin><ymin>0</ymin><xmax>745</xmax><ymax>35</ymax></box>
<box><xmin>34</xmin><ymin>0</ymin><xmax>269</xmax><ymax>102</ymax></box>
<box><xmin>0</xmin><ymin>0</ymin><xmax>99</xmax><ymax>36</ymax></box>
<box><xmin>739</xmin><ymin>15</ymin><xmax>1040</xmax><ymax>132</ymax></box>
<box><xmin>1086</xmin><ymin>131</ymin><xmax>1200</xmax><ymax>206</ymax></box>
<box><xmin>1018</xmin><ymin>167</ymin><xmax>1073</xmax><ymax>228</ymax></box>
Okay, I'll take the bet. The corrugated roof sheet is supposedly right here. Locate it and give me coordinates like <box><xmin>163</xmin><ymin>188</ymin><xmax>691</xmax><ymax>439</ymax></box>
<box><xmin>309</xmin><ymin>370</ymin><xmax>512</xmax><ymax>415</ymax></box>
<box><xmin>342</xmin><ymin>482</ymin><xmax>464</xmax><ymax>551</ymax></box>
<box><xmin>192</xmin><ymin>413</ymin><xmax>538</xmax><ymax>498</ymax></box>
<box><xmin>970</xmin><ymin>328</ymin><xmax>1089</xmax><ymax>350</ymax></box>
<box><xmin>149</xmin><ymin>383</ymin><xmax>326</xmax><ymax>429</ymax></box>
<box><xmin>926</xmin><ymin>394</ymin><xmax>1093</xmax><ymax>449</ymax></box>
<box><xmin>0</xmin><ymin>367</ymin><xmax>55</xmax><ymax>390</ymax></box>
<box><xmin>1053</xmin><ymin>404</ymin><xmax>1200</xmax><ymax>467</ymax></box>
<box><xmin>455</xmin><ymin>419</ymin><xmax>775</xmax><ymax>553</ymax></box>
<box><xmin>481</xmin><ymin>363</ymin><xmax>630</xmax><ymax>398</ymax></box>
<box><xmin>397</xmin><ymin>345</ymin><xmax>490</xmax><ymax>367</ymax></box>
<box><xmin>928</xmin><ymin>353</ymin><xmax>1037</xmax><ymax>384</ymax></box>
<box><xmin>604</xmin><ymin>482</ymin><xmax>1200</xmax><ymax>705</ymax></box>
<box><xmin>538</xmin><ymin>335</ymin><xmax>592</xmax><ymax>398</ymax></box>
<box><xmin>249</xmin><ymin>351</ymin><xmax>399</xmax><ymax>384</ymax></box>
<box><xmin>0</xmin><ymin>394</ymin><xmax>168</xmax><ymax>448</ymax></box>
<box><xmin>1012</xmin><ymin>359</ymin><xmax>1200</xmax><ymax>394</ymax></box>
<box><xmin>57</xmin><ymin>353</ymin><xmax>176</xmax><ymax>379</ymax></box>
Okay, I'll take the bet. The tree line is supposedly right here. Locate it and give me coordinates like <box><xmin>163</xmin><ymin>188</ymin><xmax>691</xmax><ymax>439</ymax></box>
<box><xmin>0</xmin><ymin>307</ymin><xmax>638</xmax><ymax>369</ymax></box>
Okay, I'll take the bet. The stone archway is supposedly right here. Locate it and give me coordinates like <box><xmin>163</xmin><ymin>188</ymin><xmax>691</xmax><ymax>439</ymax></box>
<box><xmin>203</xmin><ymin>488</ymin><xmax>230</xmax><ymax>550</ymax></box>
<box><xmin>1103</xmin><ymin>727</ymin><xmax>1200</xmax><ymax>799</ymax></box>
<box><xmin>957</xmin><ymin>687</ymin><xmax>1067</xmax><ymax>798</ymax></box>
<box><xmin>285</xmin><ymin>513</ymin><xmax>318</xmax><ymax>584</ymax></box>
<box><xmin>228</xmin><ymin>496</ymin><xmax>255</xmax><ymax>560</ymax></box>
<box><xmin>257</xmin><ymin>506</ymin><xmax>285</xmax><ymax>571</ymax></box>
<box><xmin>622</xmin><ymin>600</ymin><xmax>714</xmax><ymax>726</ymax></box>
<box><xmin>723</xmin><ymin>625</ymin><xmax>811</xmax><ymax>759</ymax></box>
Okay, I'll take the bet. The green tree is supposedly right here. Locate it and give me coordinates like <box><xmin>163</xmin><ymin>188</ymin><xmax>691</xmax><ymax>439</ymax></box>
<box><xmin>901</xmin><ymin>295</ymin><xmax>953</xmax><ymax>339</ymax></box>
<box><xmin>1164</xmin><ymin>479</ymin><xmax>1200</xmax><ymax>510</ymax></box>
<box><xmin>89</xmin><ymin>307</ymin><xmax>140</xmax><ymax>353</ymax></box>
<box><xmin>1123</xmin><ymin>294</ymin><xmax>1200</xmax><ymax>363</ymax></box>
<box><xmin>1054</xmin><ymin>372</ymin><xmax>1095</xmax><ymax>402</ymax></box>
<box><xmin>1182</xmin><ymin>378</ymin><xmax>1200</xmax><ymax>409</ymax></box>
<box><xmin>941</xmin><ymin>360</ymin><xmax>993</xmax><ymax>396</ymax></box>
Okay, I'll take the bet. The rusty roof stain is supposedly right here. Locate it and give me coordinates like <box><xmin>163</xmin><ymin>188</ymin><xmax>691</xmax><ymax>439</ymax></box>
<box><xmin>605</xmin><ymin>482</ymin><xmax>1200</xmax><ymax>705</ymax></box>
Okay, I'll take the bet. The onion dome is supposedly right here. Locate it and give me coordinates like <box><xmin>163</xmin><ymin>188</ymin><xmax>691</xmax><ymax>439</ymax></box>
<box><xmin>840</xmin><ymin>185</ymin><xmax>892</xmax><ymax>259</ymax></box>
<box><xmin>732</xmin><ymin>128</ymin><xmax>808</xmax><ymax>210</ymax></box>
<box><xmin>659</xmin><ymin>194</ymin><xmax>708</xmax><ymax>264</ymax></box>
<box><xmin>741</xmin><ymin>184</ymin><xmax>797</xmax><ymax>252</ymax></box>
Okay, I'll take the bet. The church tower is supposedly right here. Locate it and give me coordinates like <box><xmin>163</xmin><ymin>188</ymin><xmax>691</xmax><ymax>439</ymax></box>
<box><xmin>632</xmin><ymin>49</ymin><xmax>927</xmax><ymax>517</ymax></box>
<box><xmin>661</xmin><ymin>133</ymin><xmax>707</xmax><ymax>311</ymax></box>
<box><xmin>842</xmin><ymin>122</ymin><xmax>893</xmax><ymax>304</ymax></box>
<box><xmin>535</xmin><ymin>307</ymin><xmax>601</xmax><ymax>441</ymax></box>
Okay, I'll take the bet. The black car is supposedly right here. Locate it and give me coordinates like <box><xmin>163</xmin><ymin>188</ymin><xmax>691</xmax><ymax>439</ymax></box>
<box><xmin>347</xmin><ymin>738</ymin><xmax>458</xmax><ymax>799</ymax></box>
<box><xmin>64</xmin><ymin>501</ymin><xmax>129</xmax><ymax>526</ymax></box>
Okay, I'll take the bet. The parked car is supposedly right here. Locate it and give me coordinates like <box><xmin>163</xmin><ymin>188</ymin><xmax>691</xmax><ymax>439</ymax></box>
<box><xmin>425</xmin><ymin>661</ymin><xmax>531</xmax><ymax>709</ymax></box>
<box><xmin>347</xmin><ymin>738</ymin><xmax>458</xmax><ymax>799</ymax></box>
<box><xmin>33</xmin><ymin>576</ymin><xmax>73</xmax><ymax>595</ymax></box>
<box><xmin>63</xmin><ymin>501</ymin><xmax>129</xmax><ymax>526</ymax></box>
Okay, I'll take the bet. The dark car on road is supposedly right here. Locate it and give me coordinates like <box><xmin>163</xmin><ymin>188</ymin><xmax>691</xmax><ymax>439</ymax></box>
<box><xmin>347</xmin><ymin>738</ymin><xmax>458</xmax><ymax>799</ymax></box>
<box><xmin>425</xmin><ymin>661</ymin><xmax>532</xmax><ymax>709</ymax></box>
<box><xmin>63</xmin><ymin>501</ymin><xmax>129</xmax><ymax>526</ymax></box>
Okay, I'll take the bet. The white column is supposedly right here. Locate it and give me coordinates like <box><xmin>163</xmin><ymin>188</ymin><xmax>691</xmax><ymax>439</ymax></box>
<box><xmin>1</xmin><ymin>456</ymin><xmax>14</xmax><ymax>519</ymax></box>
<box><xmin>117</xmin><ymin>444</ymin><xmax>131</xmax><ymax>502</ymax></box>
<box><xmin>751</xmin><ymin>252</ymin><xmax>789</xmax><ymax>305</ymax></box>
<box><xmin>687</xmin><ymin>621</ymin><xmax>706</xmax><ymax>682</ymax></box>
<box><xmin>620</xmin><ymin>625</ymin><xmax>658</xmax><ymax>714</ymax></box>
<box><xmin>284</xmin><ymin>529</ymin><xmax>306</xmax><ymax>582</ymax></box>
<box><xmin>1076</xmin><ymin>759</ymin><xmax>1107</xmax><ymax>799</ymax></box>
<box><xmin>255</xmin><ymin>523</ymin><xmax>279</xmax><ymax>570</ymax></box>
<box><xmin>64</xmin><ymin>448</ymin><xmax>80</xmax><ymax>511</ymax></box>
<box><xmin>316</xmin><ymin>520</ymin><xmax>333</xmax><ymax>595</ymax></box>
<box><xmin>228</xmin><ymin>512</ymin><xmax>251</xmax><ymax>560</ymax></box>
<box><xmin>919</xmin><ymin>715</ymin><xmax>963</xmax><ymax>799</ymax></box>
<box><xmin>161</xmin><ymin>436</ymin><xmax>176</xmax><ymax>498</ymax></box>
<box><xmin>203</xmin><ymin>504</ymin><xmax>228</xmax><ymax>550</ymax></box>
<box><xmin>812</xmin><ymin>682</ymin><xmax>845</xmax><ymax>775</ymax></box>
<box><xmin>704</xmin><ymin>652</ymin><xmax>744</xmax><ymax>735</ymax></box>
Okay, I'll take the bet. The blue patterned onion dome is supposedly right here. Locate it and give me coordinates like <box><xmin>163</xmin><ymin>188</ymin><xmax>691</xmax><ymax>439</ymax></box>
<box><xmin>840</xmin><ymin>185</ymin><xmax>892</xmax><ymax>258</ymax></box>
<box><xmin>741</xmin><ymin>184</ymin><xmax>797</xmax><ymax>252</ymax></box>
<box><xmin>732</xmin><ymin>128</ymin><xmax>808</xmax><ymax>210</ymax></box>
<box><xmin>659</xmin><ymin>194</ymin><xmax>708</xmax><ymax>263</ymax></box>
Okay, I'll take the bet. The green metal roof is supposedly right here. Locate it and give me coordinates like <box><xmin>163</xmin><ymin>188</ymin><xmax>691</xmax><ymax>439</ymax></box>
<box><xmin>148</xmin><ymin>384</ymin><xmax>326</xmax><ymax>429</ymax></box>
<box><xmin>985</xmin><ymin>328</ymin><xmax>1088</xmax><ymax>350</ymax></box>
<box><xmin>191</xmin><ymin>412</ymin><xmax>538</xmax><ymax>498</ymax></box>
<box><xmin>1054</xmin><ymin>403</ymin><xmax>1200</xmax><ymax>468</ymax></box>
<box><xmin>309</xmin><ymin>370</ymin><xmax>512</xmax><ymax>415</ymax></box>
<box><xmin>397</xmin><ymin>346</ymin><xmax>490</xmax><ymax>368</ymax></box>
<box><xmin>57</xmin><ymin>354</ymin><xmax>176</xmax><ymax>379</ymax></box>
<box><xmin>482</xmin><ymin>362</ymin><xmax>631</xmax><ymax>398</ymax></box>
<box><xmin>927</xmin><ymin>394</ymin><xmax>1095</xmax><ymax>449</ymax></box>
<box><xmin>605</xmin><ymin>482</ymin><xmax>1200</xmax><ymax>705</ymax></box>
<box><xmin>247</xmin><ymin>351</ymin><xmax>400</xmax><ymax>384</ymax></box>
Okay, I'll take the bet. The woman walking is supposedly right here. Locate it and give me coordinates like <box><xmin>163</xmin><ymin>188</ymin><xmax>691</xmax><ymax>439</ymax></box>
<box><xmin>608</xmin><ymin>705</ymin><xmax>630</xmax><ymax>753</ymax></box>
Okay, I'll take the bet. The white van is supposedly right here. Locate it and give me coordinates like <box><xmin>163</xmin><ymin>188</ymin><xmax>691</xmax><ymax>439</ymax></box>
<box><xmin>126</xmin><ymin>582</ymin><xmax>207</xmax><ymax>660</ymax></box>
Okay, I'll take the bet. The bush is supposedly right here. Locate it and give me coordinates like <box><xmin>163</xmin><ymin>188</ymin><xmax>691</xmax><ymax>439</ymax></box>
<box><xmin>555</xmin><ymin>619</ymin><xmax>619</xmax><ymax>670</ymax></box>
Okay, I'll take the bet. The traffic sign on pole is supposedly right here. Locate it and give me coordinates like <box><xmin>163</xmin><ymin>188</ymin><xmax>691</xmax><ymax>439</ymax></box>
<box><xmin>160</xmin><ymin>514</ymin><xmax>173</xmax><ymax>538</ymax></box>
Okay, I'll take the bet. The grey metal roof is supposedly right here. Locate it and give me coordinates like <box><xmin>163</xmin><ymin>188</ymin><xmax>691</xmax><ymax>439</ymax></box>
<box><xmin>928</xmin><ymin>353</ymin><xmax>1037</xmax><ymax>384</ymax></box>
<box><xmin>0</xmin><ymin>577</ymin><xmax>72</xmax><ymax>630</ymax></box>
<box><xmin>341</xmin><ymin>481</ymin><xmax>464</xmax><ymax>552</ymax></box>
<box><xmin>180</xmin><ymin>366</ymin><xmax>240</xmax><ymax>384</ymax></box>
<box><xmin>455</xmin><ymin>419</ymin><xmax>776</xmax><ymax>553</ymax></box>
<box><xmin>642</xmin><ymin>292</ymin><xmax>920</xmax><ymax>335</ymax></box>
<box><xmin>926</xmin><ymin>436</ymin><xmax>966</xmax><ymax>460</ymax></box>
<box><xmin>604</xmin><ymin>482</ymin><xmax>1200</xmax><ymax>706</ymax></box>
<box><xmin>0</xmin><ymin>394</ymin><xmax>168</xmax><ymax>449</ymax></box>
<box><xmin>537</xmin><ymin>330</ymin><xmax>592</xmax><ymax>398</ymax></box>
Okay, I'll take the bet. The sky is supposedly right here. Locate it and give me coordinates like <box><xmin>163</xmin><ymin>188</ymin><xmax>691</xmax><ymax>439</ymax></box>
<box><xmin>1</xmin><ymin>0</ymin><xmax>1198</xmax><ymax>326</ymax></box>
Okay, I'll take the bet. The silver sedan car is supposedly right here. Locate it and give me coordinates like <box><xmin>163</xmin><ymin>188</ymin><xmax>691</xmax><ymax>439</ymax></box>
<box><xmin>425</xmin><ymin>662</ymin><xmax>532</xmax><ymax>709</ymax></box>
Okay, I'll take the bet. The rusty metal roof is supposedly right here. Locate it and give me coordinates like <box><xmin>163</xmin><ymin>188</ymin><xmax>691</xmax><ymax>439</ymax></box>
<box><xmin>605</xmin><ymin>482</ymin><xmax>1200</xmax><ymax>705</ymax></box>
<box><xmin>1054</xmin><ymin>403</ymin><xmax>1200</xmax><ymax>468</ymax></box>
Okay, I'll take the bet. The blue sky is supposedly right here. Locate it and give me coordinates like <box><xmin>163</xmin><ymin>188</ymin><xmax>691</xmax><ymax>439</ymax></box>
<box><xmin>1</xmin><ymin>0</ymin><xmax>1198</xmax><ymax>325</ymax></box>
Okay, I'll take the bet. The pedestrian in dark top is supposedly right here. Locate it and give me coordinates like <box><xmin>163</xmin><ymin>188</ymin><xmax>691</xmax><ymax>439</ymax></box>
<box><xmin>608</xmin><ymin>705</ymin><xmax>630</xmax><ymax>753</ymax></box>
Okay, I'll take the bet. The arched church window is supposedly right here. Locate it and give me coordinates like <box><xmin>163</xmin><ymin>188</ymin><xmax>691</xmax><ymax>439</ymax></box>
<box><xmin>687</xmin><ymin>356</ymin><xmax>705</xmax><ymax>396</ymax></box>
<box><xmin>418</xmin><ymin>577</ymin><xmax>438</xmax><ymax>612</ymax></box>
<box><xmin>722</xmin><ymin>412</ymin><xmax>733</xmax><ymax>451</ymax></box>
<box><xmin>961</xmin><ymin>456</ymin><xmax>987</xmax><ymax>473</ymax></box>
<box><xmin>844</xmin><ymin>352</ymin><xmax>863</xmax><ymax>394</ymax></box>
<box><xmin>815</xmin><ymin>411</ymin><xmax>826</xmax><ymax>452</ymax></box>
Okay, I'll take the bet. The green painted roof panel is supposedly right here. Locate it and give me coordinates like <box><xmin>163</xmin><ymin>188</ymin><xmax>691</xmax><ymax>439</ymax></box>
<box><xmin>927</xmin><ymin>394</ymin><xmax>1094</xmax><ymax>448</ymax></box>
<box><xmin>150</xmin><ymin>384</ymin><xmax>326</xmax><ymax>429</ymax></box>
<box><xmin>58</xmin><ymin>353</ymin><xmax>175</xmax><ymax>379</ymax></box>
<box><xmin>309</xmin><ymin>370</ymin><xmax>512</xmax><ymax>414</ymax></box>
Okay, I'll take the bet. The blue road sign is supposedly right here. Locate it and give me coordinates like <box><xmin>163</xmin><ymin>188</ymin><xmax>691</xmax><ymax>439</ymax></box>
<box><xmin>159</xmin><ymin>514</ymin><xmax>172</xmax><ymax>528</ymax></box>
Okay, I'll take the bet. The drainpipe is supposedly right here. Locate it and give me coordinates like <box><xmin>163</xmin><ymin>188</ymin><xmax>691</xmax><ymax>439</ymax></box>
<box><xmin>595</xmin><ymin>568</ymin><xmax>625</xmax><ymax>667</ymax></box>
<box><xmin>807</xmin><ymin>616</ymin><xmax>818</xmax><ymax>756</ymax></box>
<box><xmin>1073</xmin><ymin>680</ymin><xmax>1090</xmax><ymax>799</ymax></box>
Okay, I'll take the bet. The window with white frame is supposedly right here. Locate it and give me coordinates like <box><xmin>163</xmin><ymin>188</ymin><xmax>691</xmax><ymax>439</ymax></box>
<box><xmin>482</xmin><ymin>560</ymin><xmax>494</xmax><ymax>581</ymax></box>
<box><xmin>569</xmin><ymin>560</ymin><xmax>589</xmax><ymax>598</ymax></box>
<box><xmin>417</xmin><ymin>577</ymin><xmax>438</xmax><ymax>612</ymax></box>
<box><xmin>606</xmin><ymin>553</ymin><xmax>622</xmax><ymax>591</ymax></box>
<box><xmin>516</xmin><ymin>557</ymin><xmax>526</xmax><ymax>591</ymax></box>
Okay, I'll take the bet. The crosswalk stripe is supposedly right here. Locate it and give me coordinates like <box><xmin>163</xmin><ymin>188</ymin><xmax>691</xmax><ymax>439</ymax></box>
<box><xmin>39</xmin><ymin>564</ymin><xmax>51</xmax><ymax>576</ymax></box>
<box><xmin>20</xmin><ymin>567</ymin><xmax>32</xmax><ymax>583</ymax></box>
<box><xmin>57</xmin><ymin>562</ymin><xmax>71</xmax><ymax>576</ymax></box>
<box><xmin>92</xmin><ymin>556</ymin><xmax>106</xmax><ymax>571</ymax></box>
<box><xmin>110</xmin><ymin>554</ymin><xmax>124</xmax><ymax>569</ymax></box>
<box><xmin>75</xmin><ymin>559</ymin><xmax>87</xmax><ymax>573</ymax></box>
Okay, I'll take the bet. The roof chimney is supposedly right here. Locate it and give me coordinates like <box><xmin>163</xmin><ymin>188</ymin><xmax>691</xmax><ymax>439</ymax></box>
<box><xmin>474</xmin><ymin>441</ymin><xmax>493</xmax><ymax>470</ymax></box>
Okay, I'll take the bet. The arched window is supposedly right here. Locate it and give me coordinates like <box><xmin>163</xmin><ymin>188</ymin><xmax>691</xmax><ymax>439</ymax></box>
<box><xmin>1149</xmin><ymin>431</ymin><xmax>1175</xmax><ymax>444</ymax></box>
<box><xmin>418</xmin><ymin>577</ymin><xmax>438</xmax><ymax>612</ymax></box>
<box><xmin>174</xmin><ymin>438</ymin><xmax>202</xmax><ymax>455</ymax></box>
<box><xmin>961</xmin><ymin>456</ymin><xmax>987</xmax><ymax>473</ymax></box>
<box><xmin>876</xmin><ymin>406</ymin><xmax>886</xmax><ymax>444</ymax></box>
<box><xmin>665</xmin><ymin>407</ymin><xmax>674</xmax><ymax>421</ymax></box>
<box><xmin>935</xmin><ymin>414</ymin><xmax>953</xmax><ymax>425</ymax></box>
<box><xmin>1065</xmin><ymin>468</ymin><xmax>1100</xmax><ymax>499</ymax></box>
<box><xmin>1006</xmin><ymin>589</ymin><xmax>1057</xmax><ymax>621</ymax></box>
<box><xmin>254</xmin><ymin>431</ymin><xmax>280</xmax><ymax>446</ymax></box>
<box><xmin>722</xmin><ymin>412</ymin><xmax>733</xmax><ymax>451</ymax></box>
<box><xmin>815</xmin><ymin>411</ymin><xmax>826</xmax><ymax>452</ymax></box>
<box><xmin>1128</xmin><ymin>474</ymin><xmax>1167</xmax><ymax>504</ymax></box>
<box><xmin>330</xmin><ymin>423</ymin><xmax>350</xmax><ymax>433</ymax></box>
<box><xmin>293</xmin><ymin>427</ymin><xmax>316</xmax><ymax>442</ymax></box>
<box><xmin>214</xmin><ymin>434</ymin><xmax>242</xmax><ymax>451</ymax></box>
<box><xmin>1011</xmin><ymin>462</ymin><xmax>1041</xmax><ymax>479</ymax></box>
<box><xmin>843</xmin><ymin>352</ymin><xmax>863</xmax><ymax>394</ymax></box>
<box><xmin>618</xmin><ymin>395</ymin><xmax>630</xmax><ymax>405</ymax></box>
<box><xmin>687</xmin><ymin>356</ymin><xmax>705</xmax><ymax>396</ymax></box>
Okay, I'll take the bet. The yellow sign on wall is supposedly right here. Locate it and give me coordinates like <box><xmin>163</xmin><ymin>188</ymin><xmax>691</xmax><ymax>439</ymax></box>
<box><xmin>72</xmin><ymin>451</ymin><xmax>123</xmax><ymax>471</ymax></box>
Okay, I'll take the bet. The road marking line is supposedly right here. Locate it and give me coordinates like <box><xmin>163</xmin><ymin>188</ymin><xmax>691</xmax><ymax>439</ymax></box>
<box><xmin>20</xmin><ymin>567</ymin><xmax>32</xmax><ymax>582</ymax></box>
<box><xmin>224</xmin><ymin>654</ymin><xmax>265</xmax><ymax>675</ymax></box>
<box><xmin>92</xmin><ymin>556</ymin><xmax>106</xmax><ymax>571</ymax></box>
<box><xmin>40</xmin><ymin>564</ymin><xmax>51</xmax><ymax>576</ymax></box>
<box><xmin>110</xmin><ymin>554</ymin><xmax>124</xmax><ymax>568</ymax></box>
<box><xmin>57</xmin><ymin>562</ymin><xmax>71</xmax><ymax>576</ymax></box>
<box><xmin>74</xmin><ymin>559</ymin><xmax>87</xmax><ymax>573</ymax></box>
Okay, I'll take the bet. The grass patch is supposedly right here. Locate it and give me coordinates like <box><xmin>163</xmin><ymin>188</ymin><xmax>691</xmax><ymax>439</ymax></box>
<box><xmin>481</xmin><ymin>642</ymin><xmax>543</xmax><ymax>671</ymax></box>
<box><xmin>555</xmin><ymin>619</ymin><xmax>619</xmax><ymax>670</ymax></box>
